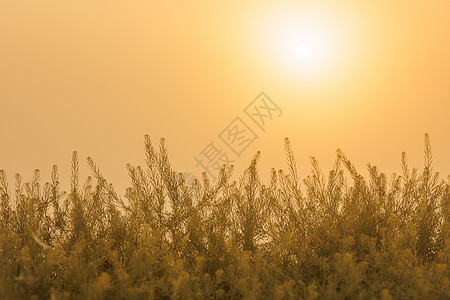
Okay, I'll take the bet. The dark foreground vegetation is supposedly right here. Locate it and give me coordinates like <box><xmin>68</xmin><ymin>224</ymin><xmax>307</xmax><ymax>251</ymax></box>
<box><xmin>0</xmin><ymin>134</ymin><xmax>449</xmax><ymax>299</ymax></box>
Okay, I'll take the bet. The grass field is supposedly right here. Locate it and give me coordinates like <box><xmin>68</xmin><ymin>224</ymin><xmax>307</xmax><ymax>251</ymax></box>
<box><xmin>0</xmin><ymin>134</ymin><xmax>448</xmax><ymax>299</ymax></box>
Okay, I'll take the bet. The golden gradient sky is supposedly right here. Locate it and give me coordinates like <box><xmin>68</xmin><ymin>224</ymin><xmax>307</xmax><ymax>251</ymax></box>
<box><xmin>1</xmin><ymin>1</ymin><xmax>449</xmax><ymax>193</ymax></box>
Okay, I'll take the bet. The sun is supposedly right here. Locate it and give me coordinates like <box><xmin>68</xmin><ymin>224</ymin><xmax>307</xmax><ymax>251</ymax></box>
<box><xmin>295</xmin><ymin>43</ymin><xmax>312</xmax><ymax>60</ymax></box>
<box><xmin>241</xmin><ymin>2</ymin><xmax>362</xmax><ymax>82</ymax></box>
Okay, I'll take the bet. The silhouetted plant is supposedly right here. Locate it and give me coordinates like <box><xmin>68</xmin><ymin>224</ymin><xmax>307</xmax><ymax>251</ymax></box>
<box><xmin>0</xmin><ymin>134</ymin><xmax>448</xmax><ymax>299</ymax></box>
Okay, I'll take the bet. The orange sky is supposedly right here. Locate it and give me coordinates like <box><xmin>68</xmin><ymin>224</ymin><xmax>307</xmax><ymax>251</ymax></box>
<box><xmin>1</xmin><ymin>1</ymin><xmax>449</xmax><ymax>193</ymax></box>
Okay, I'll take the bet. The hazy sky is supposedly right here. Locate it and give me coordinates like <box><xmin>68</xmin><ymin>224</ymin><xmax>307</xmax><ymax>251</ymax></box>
<box><xmin>1</xmin><ymin>1</ymin><xmax>449</xmax><ymax>194</ymax></box>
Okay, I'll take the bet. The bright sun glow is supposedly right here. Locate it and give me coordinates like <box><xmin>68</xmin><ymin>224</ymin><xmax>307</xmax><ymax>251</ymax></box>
<box><xmin>295</xmin><ymin>43</ymin><xmax>312</xmax><ymax>60</ymax></box>
<box><xmin>243</xmin><ymin>3</ymin><xmax>361</xmax><ymax>82</ymax></box>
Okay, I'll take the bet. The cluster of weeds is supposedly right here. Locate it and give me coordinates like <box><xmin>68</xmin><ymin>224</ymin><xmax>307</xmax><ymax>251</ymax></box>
<box><xmin>0</xmin><ymin>134</ymin><xmax>448</xmax><ymax>299</ymax></box>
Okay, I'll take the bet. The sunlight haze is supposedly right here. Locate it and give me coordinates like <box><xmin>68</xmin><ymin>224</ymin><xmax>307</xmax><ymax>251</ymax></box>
<box><xmin>1</xmin><ymin>0</ymin><xmax>449</xmax><ymax>194</ymax></box>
